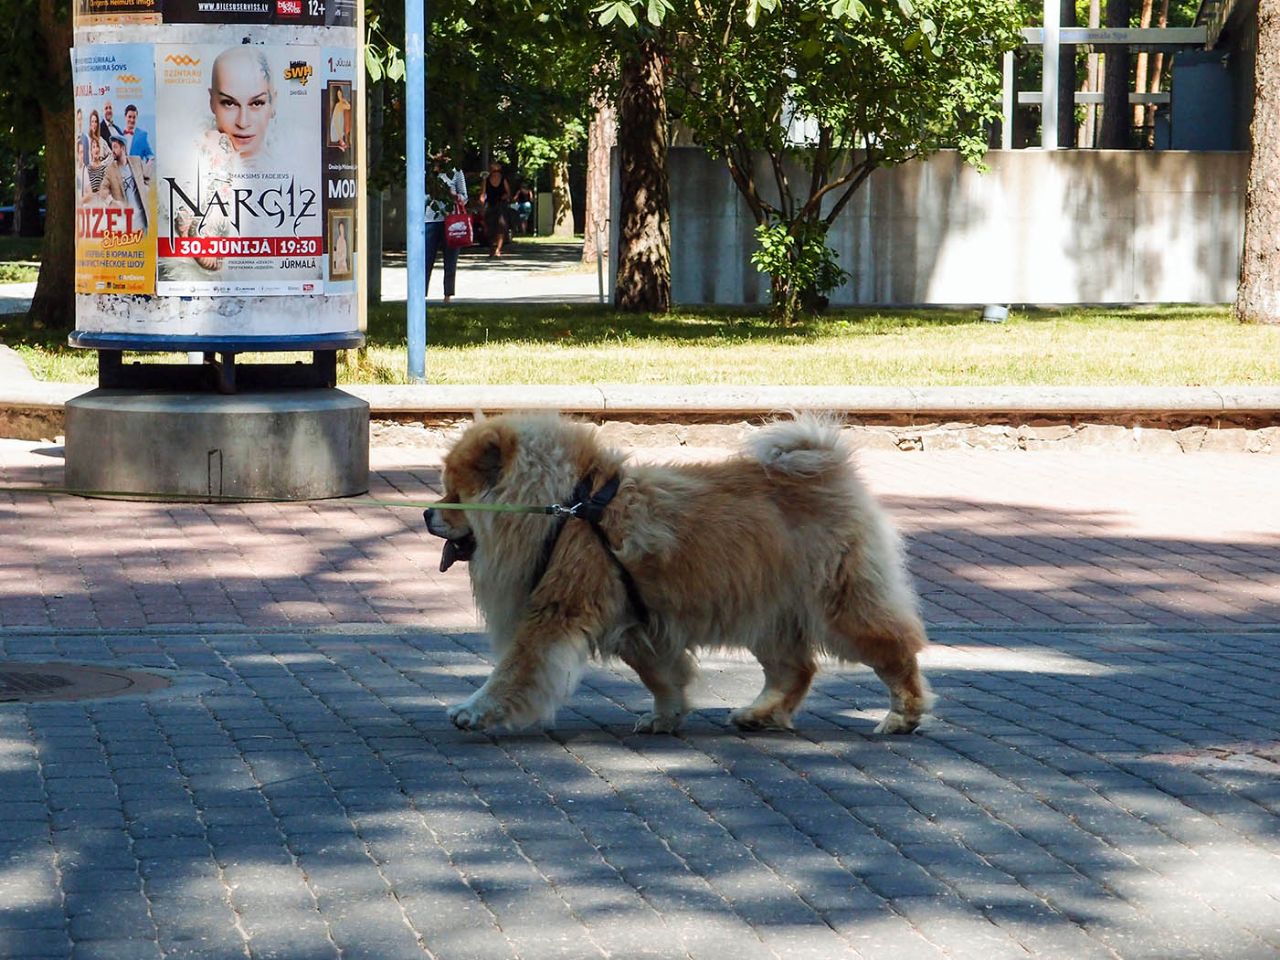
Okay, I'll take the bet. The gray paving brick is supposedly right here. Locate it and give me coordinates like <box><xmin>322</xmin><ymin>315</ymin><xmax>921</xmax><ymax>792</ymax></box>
<box><xmin>68</xmin><ymin>903</ymin><xmax>156</xmax><ymax>943</ymax></box>
<box><xmin>0</xmin><ymin>927</ymin><xmax>71</xmax><ymax>958</ymax></box>
<box><xmin>70</xmin><ymin>939</ymin><xmax>163</xmax><ymax>960</ymax></box>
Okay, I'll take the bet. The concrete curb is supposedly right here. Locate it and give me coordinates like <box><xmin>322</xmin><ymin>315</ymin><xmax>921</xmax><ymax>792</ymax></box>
<box><xmin>349</xmin><ymin>383</ymin><xmax>1280</xmax><ymax>417</ymax></box>
<box><xmin>4</xmin><ymin>381</ymin><xmax>1280</xmax><ymax>420</ymax></box>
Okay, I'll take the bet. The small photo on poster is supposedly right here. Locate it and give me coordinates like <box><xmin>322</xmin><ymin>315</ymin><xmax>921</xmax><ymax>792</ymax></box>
<box><xmin>328</xmin><ymin>210</ymin><xmax>353</xmax><ymax>282</ymax></box>
<box><xmin>326</xmin><ymin>81</ymin><xmax>352</xmax><ymax>153</ymax></box>
<box><xmin>321</xmin><ymin>49</ymin><xmax>357</xmax><ymax>294</ymax></box>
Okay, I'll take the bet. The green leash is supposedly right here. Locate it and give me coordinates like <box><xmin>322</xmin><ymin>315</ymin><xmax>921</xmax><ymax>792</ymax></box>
<box><xmin>0</xmin><ymin>484</ymin><xmax>571</xmax><ymax>516</ymax></box>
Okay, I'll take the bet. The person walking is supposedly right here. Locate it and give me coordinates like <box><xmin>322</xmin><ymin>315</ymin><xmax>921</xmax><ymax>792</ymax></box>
<box><xmin>512</xmin><ymin>180</ymin><xmax>534</xmax><ymax>236</ymax></box>
<box><xmin>481</xmin><ymin>161</ymin><xmax>511</xmax><ymax>257</ymax></box>
<box><xmin>426</xmin><ymin>150</ymin><xmax>468</xmax><ymax>302</ymax></box>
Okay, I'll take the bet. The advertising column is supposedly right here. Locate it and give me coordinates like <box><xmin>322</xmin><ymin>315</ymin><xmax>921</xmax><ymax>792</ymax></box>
<box><xmin>71</xmin><ymin>0</ymin><xmax>361</xmax><ymax>343</ymax></box>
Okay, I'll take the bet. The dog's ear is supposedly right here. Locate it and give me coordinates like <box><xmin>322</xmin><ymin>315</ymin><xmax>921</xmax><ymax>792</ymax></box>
<box><xmin>471</xmin><ymin>421</ymin><xmax>516</xmax><ymax>487</ymax></box>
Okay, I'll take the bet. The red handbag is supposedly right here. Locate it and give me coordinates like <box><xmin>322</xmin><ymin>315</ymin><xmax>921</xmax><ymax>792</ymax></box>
<box><xmin>444</xmin><ymin>202</ymin><xmax>473</xmax><ymax>248</ymax></box>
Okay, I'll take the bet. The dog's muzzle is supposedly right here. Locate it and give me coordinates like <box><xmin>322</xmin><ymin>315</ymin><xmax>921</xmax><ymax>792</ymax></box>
<box><xmin>424</xmin><ymin>508</ymin><xmax>477</xmax><ymax>572</ymax></box>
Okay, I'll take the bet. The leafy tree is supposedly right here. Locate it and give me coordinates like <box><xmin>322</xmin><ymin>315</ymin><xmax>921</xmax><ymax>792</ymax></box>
<box><xmin>589</xmin><ymin>0</ymin><xmax>675</xmax><ymax>310</ymax></box>
<box><xmin>371</xmin><ymin>0</ymin><xmax>601</xmax><ymax>174</ymax></box>
<box><xmin>0</xmin><ymin>7</ymin><xmax>47</xmax><ymax>207</ymax></box>
<box><xmin>612</xmin><ymin>32</ymin><xmax>670</xmax><ymax>309</ymax></box>
<box><xmin>0</xmin><ymin>0</ymin><xmax>72</xmax><ymax>330</ymax></box>
<box><xmin>519</xmin><ymin>121</ymin><xmax>587</xmax><ymax>233</ymax></box>
<box><xmin>668</xmin><ymin>0</ymin><xmax>1022</xmax><ymax>322</ymax></box>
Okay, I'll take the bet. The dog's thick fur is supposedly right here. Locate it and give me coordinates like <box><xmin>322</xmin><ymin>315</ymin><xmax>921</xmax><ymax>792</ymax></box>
<box><xmin>426</xmin><ymin>413</ymin><xmax>932</xmax><ymax>735</ymax></box>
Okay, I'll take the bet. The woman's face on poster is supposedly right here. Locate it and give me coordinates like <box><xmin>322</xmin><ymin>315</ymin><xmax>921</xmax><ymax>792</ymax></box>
<box><xmin>209</xmin><ymin>51</ymin><xmax>274</xmax><ymax>159</ymax></box>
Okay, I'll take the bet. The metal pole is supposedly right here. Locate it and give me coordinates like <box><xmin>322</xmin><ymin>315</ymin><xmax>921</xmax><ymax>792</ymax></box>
<box><xmin>596</xmin><ymin>219</ymin><xmax>606</xmax><ymax>303</ymax></box>
<box><xmin>406</xmin><ymin>0</ymin><xmax>427</xmax><ymax>382</ymax></box>
<box><xmin>1001</xmin><ymin>51</ymin><xmax>1014</xmax><ymax>150</ymax></box>
<box><xmin>1041</xmin><ymin>0</ymin><xmax>1059</xmax><ymax>149</ymax></box>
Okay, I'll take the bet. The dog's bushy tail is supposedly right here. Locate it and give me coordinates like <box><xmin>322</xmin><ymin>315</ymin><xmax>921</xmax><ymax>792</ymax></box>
<box><xmin>747</xmin><ymin>413</ymin><xmax>850</xmax><ymax>477</ymax></box>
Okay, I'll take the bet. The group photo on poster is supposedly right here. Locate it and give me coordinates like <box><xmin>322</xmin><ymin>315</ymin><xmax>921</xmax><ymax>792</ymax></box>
<box><xmin>322</xmin><ymin>50</ymin><xmax>357</xmax><ymax>293</ymax></box>
<box><xmin>155</xmin><ymin>42</ymin><xmax>323</xmax><ymax>296</ymax></box>
<box><xmin>72</xmin><ymin>44</ymin><xmax>157</xmax><ymax>295</ymax></box>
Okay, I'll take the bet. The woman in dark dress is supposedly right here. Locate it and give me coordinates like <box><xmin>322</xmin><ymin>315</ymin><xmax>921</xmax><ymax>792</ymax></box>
<box><xmin>481</xmin><ymin>162</ymin><xmax>511</xmax><ymax>257</ymax></box>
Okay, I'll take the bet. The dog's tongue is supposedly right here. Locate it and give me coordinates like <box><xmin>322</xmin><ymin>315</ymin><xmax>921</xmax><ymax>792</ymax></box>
<box><xmin>439</xmin><ymin>534</ymin><xmax>476</xmax><ymax>573</ymax></box>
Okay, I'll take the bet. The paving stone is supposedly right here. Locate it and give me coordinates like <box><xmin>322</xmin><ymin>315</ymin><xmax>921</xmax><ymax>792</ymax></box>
<box><xmin>0</xmin><ymin>928</ymin><xmax>72</xmax><ymax>959</ymax></box>
<box><xmin>70</xmin><ymin>939</ymin><xmax>162</xmax><ymax>960</ymax></box>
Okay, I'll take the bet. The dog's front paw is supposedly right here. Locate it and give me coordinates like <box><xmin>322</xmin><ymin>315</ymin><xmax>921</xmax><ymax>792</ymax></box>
<box><xmin>634</xmin><ymin>711</ymin><xmax>684</xmax><ymax>734</ymax></box>
<box><xmin>448</xmin><ymin>690</ymin><xmax>508</xmax><ymax>731</ymax></box>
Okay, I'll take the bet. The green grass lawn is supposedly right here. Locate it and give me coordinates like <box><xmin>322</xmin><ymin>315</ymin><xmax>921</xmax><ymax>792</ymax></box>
<box><xmin>7</xmin><ymin>301</ymin><xmax>1278</xmax><ymax>387</ymax></box>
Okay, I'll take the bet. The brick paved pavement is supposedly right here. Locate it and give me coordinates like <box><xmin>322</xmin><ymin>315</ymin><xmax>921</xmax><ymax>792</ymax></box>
<box><xmin>1</xmin><ymin>435</ymin><xmax>1278</xmax><ymax>959</ymax></box>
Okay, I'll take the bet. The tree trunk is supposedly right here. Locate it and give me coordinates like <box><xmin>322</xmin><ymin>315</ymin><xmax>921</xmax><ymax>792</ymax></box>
<box><xmin>582</xmin><ymin>93</ymin><xmax>616</xmax><ymax>265</ymax></box>
<box><xmin>1081</xmin><ymin>0</ymin><xmax>1101</xmax><ymax>147</ymax></box>
<box><xmin>1133</xmin><ymin>0</ymin><xmax>1154</xmax><ymax>129</ymax></box>
<box><xmin>614</xmin><ymin>37</ymin><xmax>670</xmax><ymax>312</ymax></box>
<box><xmin>29</xmin><ymin>0</ymin><xmax>73</xmax><ymax>332</ymax></box>
<box><xmin>1100</xmin><ymin>0</ymin><xmax>1130</xmax><ymax>149</ymax></box>
<box><xmin>1236</xmin><ymin>0</ymin><xmax>1280</xmax><ymax>324</ymax></box>
<box><xmin>551</xmin><ymin>151</ymin><xmax>574</xmax><ymax>237</ymax></box>
<box><xmin>1058</xmin><ymin>0</ymin><xmax>1076</xmax><ymax>148</ymax></box>
<box><xmin>1144</xmin><ymin>0</ymin><xmax>1171</xmax><ymax>145</ymax></box>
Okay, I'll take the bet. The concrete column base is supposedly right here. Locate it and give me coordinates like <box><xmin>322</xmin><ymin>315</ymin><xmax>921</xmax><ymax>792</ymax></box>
<box><xmin>65</xmin><ymin>389</ymin><xmax>369</xmax><ymax>501</ymax></box>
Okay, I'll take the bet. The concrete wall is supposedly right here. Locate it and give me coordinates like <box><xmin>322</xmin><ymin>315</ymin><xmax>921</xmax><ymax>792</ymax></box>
<box><xmin>635</xmin><ymin>148</ymin><xmax>1247</xmax><ymax>306</ymax></box>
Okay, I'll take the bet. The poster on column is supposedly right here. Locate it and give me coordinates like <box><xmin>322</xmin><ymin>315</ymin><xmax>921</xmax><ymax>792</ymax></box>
<box><xmin>155</xmin><ymin>43</ymin><xmax>323</xmax><ymax>296</ymax></box>
<box><xmin>322</xmin><ymin>49</ymin><xmax>357</xmax><ymax>294</ymax></box>
<box><xmin>72</xmin><ymin>45</ymin><xmax>157</xmax><ymax>295</ymax></box>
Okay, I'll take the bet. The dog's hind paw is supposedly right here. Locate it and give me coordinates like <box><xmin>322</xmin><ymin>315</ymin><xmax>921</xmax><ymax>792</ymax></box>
<box><xmin>729</xmin><ymin>706</ymin><xmax>795</xmax><ymax>732</ymax></box>
<box><xmin>634</xmin><ymin>711</ymin><xmax>684</xmax><ymax>734</ymax></box>
<box><xmin>873</xmin><ymin>711</ymin><xmax>921</xmax><ymax>735</ymax></box>
<box><xmin>448</xmin><ymin>691</ymin><xmax>508</xmax><ymax>731</ymax></box>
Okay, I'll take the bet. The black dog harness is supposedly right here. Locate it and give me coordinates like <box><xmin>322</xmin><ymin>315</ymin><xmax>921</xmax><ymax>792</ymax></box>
<box><xmin>531</xmin><ymin>474</ymin><xmax>650</xmax><ymax>626</ymax></box>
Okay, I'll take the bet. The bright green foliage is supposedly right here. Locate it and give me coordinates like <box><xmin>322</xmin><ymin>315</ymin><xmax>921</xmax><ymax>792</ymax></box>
<box><xmin>363</xmin><ymin>0</ymin><xmax>603</xmax><ymax>180</ymax></box>
<box><xmin>365</xmin><ymin>14</ymin><xmax>406</xmax><ymax>83</ymax></box>
<box><xmin>668</xmin><ymin>0</ymin><xmax>1022</xmax><ymax>321</ymax></box>
<box><xmin>0</xmin><ymin>0</ymin><xmax>60</xmax><ymax>202</ymax></box>
<box><xmin>519</xmin><ymin>118</ymin><xmax>587</xmax><ymax>181</ymax></box>
<box><xmin>750</xmin><ymin>220</ymin><xmax>848</xmax><ymax>324</ymax></box>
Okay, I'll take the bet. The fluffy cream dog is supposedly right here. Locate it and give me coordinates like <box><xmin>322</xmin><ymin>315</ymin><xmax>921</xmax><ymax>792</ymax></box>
<box><xmin>425</xmin><ymin>413</ymin><xmax>932</xmax><ymax>735</ymax></box>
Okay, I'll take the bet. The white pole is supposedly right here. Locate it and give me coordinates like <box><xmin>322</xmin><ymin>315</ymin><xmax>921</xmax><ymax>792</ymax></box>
<box><xmin>1002</xmin><ymin>51</ymin><xmax>1014</xmax><ymax>150</ymax></box>
<box><xmin>406</xmin><ymin>0</ymin><xmax>427</xmax><ymax>382</ymax></box>
<box><xmin>1042</xmin><ymin>0</ymin><xmax>1059</xmax><ymax>149</ymax></box>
